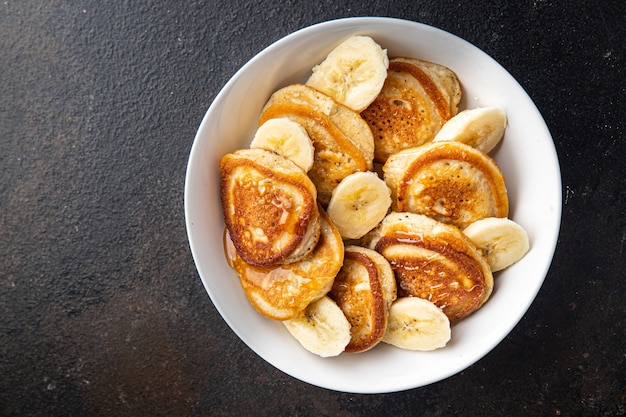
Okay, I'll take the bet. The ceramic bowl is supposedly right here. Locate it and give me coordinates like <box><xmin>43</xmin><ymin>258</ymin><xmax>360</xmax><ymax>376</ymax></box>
<box><xmin>184</xmin><ymin>17</ymin><xmax>561</xmax><ymax>393</ymax></box>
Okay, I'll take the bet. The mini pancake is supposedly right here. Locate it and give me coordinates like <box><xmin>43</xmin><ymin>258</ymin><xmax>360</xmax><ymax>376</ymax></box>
<box><xmin>220</xmin><ymin>147</ymin><xmax>320</xmax><ymax>267</ymax></box>
<box><xmin>366</xmin><ymin>212</ymin><xmax>493</xmax><ymax>322</ymax></box>
<box><xmin>328</xmin><ymin>245</ymin><xmax>396</xmax><ymax>353</ymax></box>
<box><xmin>383</xmin><ymin>141</ymin><xmax>509</xmax><ymax>230</ymax></box>
<box><xmin>258</xmin><ymin>84</ymin><xmax>374</xmax><ymax>206</ymax></box>
<box><xmin>361</xmin><ymin>57</ymin><xmax>462</xmax><ymax>163</ymax></box>
<box><xmin>224</xmin><ymin>208</ymin><xmax>344</xmax><ymax>321</ymax></box>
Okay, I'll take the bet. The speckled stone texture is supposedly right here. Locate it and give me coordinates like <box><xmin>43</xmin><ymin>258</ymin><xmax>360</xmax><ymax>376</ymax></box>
<box><xmin>1</xmin><ymin>1</ymin><xmax>625</xmax><ymax>416</ymax></box>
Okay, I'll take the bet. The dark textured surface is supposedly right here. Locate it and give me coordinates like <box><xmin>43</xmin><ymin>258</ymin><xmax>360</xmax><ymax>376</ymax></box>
<box><xmin>1</xmin><ymin>1</ymin><xmax>625</xmax><ymax>416</ymax></box>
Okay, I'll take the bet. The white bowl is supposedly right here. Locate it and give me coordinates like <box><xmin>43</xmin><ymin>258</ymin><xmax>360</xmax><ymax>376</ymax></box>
<box><xmin>184</xmin><ymin>17</ymin><xmax>561</xmax><ymax>393</ymax></box>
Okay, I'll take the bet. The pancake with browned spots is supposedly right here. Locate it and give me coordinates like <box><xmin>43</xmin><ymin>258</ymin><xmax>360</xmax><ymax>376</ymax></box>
<box><xmin>224</xmin><ymin>208</ymin><xmax>344</xmax><ymax>321</ymax></box>
<box><xmin>328</xmin><ymin>245</ymin><xmax>396</xmax><ymax>353</ymax></box>
<box><xmin>364</xmin><ymin>212</ymin><xmax>493</xmax><ymax>322</ymax></box>
<box><xmin>220</xmin><ymin>148</ymin><xmax>320</xmax><ymax>267</ymax></box>
<box><xmin>383</xmin><ymin>141</ymin><xmax>508</xmax><ymax>230</ymax></box>
<box><xmin>361</xmin><ymin>57</ymin><xmax>462</xmax><ymax>163</ymax></box>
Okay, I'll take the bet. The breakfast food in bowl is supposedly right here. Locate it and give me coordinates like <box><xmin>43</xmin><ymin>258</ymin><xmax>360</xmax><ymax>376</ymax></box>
<box><xmin>185</xmin><ymin>17</ymin><xmax>561</xmax><ymax>393</ymax></box>
<box><xmin>217</xmin><ymin>34</ymin><xmax>530</xmax><ymax>357</ymax></box>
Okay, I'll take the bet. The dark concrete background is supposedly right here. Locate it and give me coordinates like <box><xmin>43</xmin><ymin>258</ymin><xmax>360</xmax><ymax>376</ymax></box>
<box><xmin>1</xmin><ymin>1</ymin><xmax>624</xmax><ymax>416</ymax></box>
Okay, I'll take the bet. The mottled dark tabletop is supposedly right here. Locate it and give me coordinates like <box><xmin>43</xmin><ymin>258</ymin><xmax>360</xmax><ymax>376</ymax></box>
<box><xmin>1</xmin><ymin>1</ymin><xmax>625</xmax><ymax>416</ymax></box>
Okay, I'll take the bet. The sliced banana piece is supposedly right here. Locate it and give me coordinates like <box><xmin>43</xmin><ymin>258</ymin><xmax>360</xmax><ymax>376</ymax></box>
<box><xmin>251</xmin><ymin>117</ymin><xmax>315</xmax><ymax>172</ymax></box>
<box><xmin>383</xmin><ymin>297</ymin><xmax>451</xmax><ymax>351</ymax></box>
<box><xmin>433</xmin><ymin>107</ymin><xmax>507</xmax><ymax>154</ymax></box>
<box><xmin>326</xmin><ymin>171</ymin><xmax>392</xmax><ymax>240</ymax></box>
<box><xmin>306</xmin><ymin>35</ymin><xmax>389</xmax><ymax>113</ymax></box>
<box><xmin>282</xmin><ymin>296</ymin><xmax>351</xmax><ymax>357</ymax></box>
<box><xmin>462</xmin><ymin>217</ymin><xmax>530</xmax><ymax>272</ymax></box>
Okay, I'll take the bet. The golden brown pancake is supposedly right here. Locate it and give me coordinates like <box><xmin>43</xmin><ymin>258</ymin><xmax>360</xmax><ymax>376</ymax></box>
<box><xmin>361</xmin><ymin>57</ymin><xmax>462</xmax><ymax>163</ymax></box>
<box><xmin>383</xmin><ymin>141</ymin><xmax>509</xmax><ymax>230</ymax></box>
<box><xmin>365</xmin><ymin>212</ymin><xmax>493</xmax><ymax>322</ymax></box>
<box><xmin>328</xmin><ymin>245</ymin><xmax>396</xmax><ymax>353</ymax></box>
<box><xmin>224</xmin><ymin>207</ymin><xmax>344</xmax><ymax>321</ymax></box>
<box><xmin>220</xmin><ymin>147</ymin><xmax>320</xmax><ymax>267</ymax></box>
<box><xmin>258</xmin><ymin>84</ymin><xmax>374</xmax><ymax>206</ymax></box>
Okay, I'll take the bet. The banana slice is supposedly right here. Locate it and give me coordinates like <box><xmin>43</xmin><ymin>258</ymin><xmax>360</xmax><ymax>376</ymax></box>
<box><xmin>462</xmin><ymin>217</ymin><xmax>530</xmax><ymax>272</ymax></box>
<box><xmin>326</xmin><ymin>171</ymin><xmax>392</xmax><ymax>240</ymax></box>
<box><xmin>282</xmin><ymin>296</ymin><xmax>351</xmax><ymax>357</ymax></box>
<box><xmin>306</xmin><ymin>35</ymin><xmax>389</xmax><ymax>113</ymax></box>
<box><xmin>383</xmin><ymin>297</ymin><xmax>451</xmax><ymax>351</ymax></box>
<box><xmin>251</xmin><ymin>117</ymin><xmax>315</xmax><ymax>172</ymax></box>
<box><xmin>433</xmin><ymin>107</ymin><xmax>507</xmax><ymax>154</ymax></box>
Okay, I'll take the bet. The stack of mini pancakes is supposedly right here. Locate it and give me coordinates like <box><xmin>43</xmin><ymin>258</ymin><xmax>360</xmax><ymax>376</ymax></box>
<box><xmin>219</xmin><ymin>36</ymin><xmax>528</xmax><ymax>356</ymax></box>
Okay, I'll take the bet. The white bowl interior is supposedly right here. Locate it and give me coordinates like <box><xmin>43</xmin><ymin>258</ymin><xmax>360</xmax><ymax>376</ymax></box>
<box><xmin>184</xmin><ymin>17</ymin><xmax>561</xmax><ymax>393</ymax></box>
